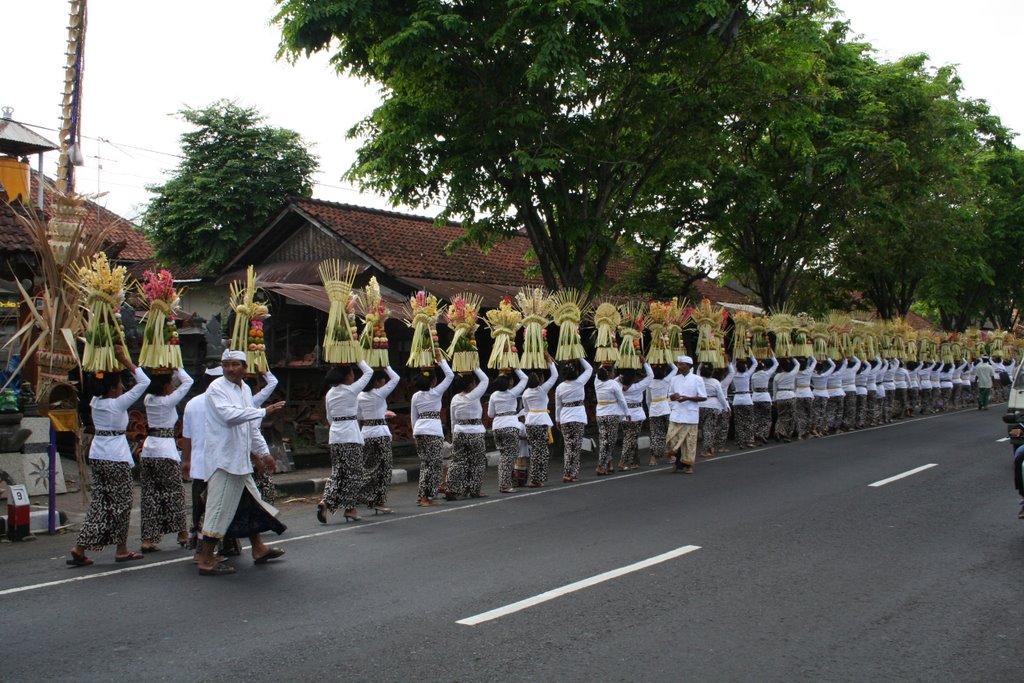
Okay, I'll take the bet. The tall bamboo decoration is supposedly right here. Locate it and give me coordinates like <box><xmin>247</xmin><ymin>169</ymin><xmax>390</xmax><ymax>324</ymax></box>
<box><xmin>138</xmin><ymin>269</ymin><xmax>183</xmax><ymax>372</ymax></box>
<box><xmin>358</xmin><ymin>276</ymin><xmax>390</xmax><ymax>368</ymax></box>
<box><xmin>76</xmin><ymin>252</ymin><xmax>128</xmax><ymax>373</ymax></box>
<box><xmin>645</xmin><ymin>300</ymin><xmax>680</xmax><ymax>366</ymax></box>
<box><xmin>404</xmin><ymin>291</ymin><xmax>442</xmax><ymax>368</ymax></box>
<box><xmin>591</xmin><ymin>301</ymin><xmax>621</xmax><ymax>365</ymax></box>
<box><xmin>616</xmin><ymin>301</ymin><xmax>647</xmax><ymax>370</ymax></box>
<box><xmin>444</xmin><ymin>292</ymin><xmax>482</xmax><ymax>373</ymax></box>
<box><xmin>484</xmin><ymin>296</ymin><xmax>522</xmax><ymax>370</ymax></box>
<box><xmin>318</xmin><ymin>259</ymin><xmax>361</xmax><ymax>365</ymax></box>
<box><xmin>693</xmin><ymin>298</ymin><xmax>726</xmax><ymax>368</ymax></box>
<box><xmin>228</xmin><ymin>265</ymin><xmax>269</xmax><ymax>373</ymax></box>
<box><xmin>550</xmin><ymin>289</ymin><xmax>589</xmax><ymax>362</ymax></box>
<box><xmin>516</xmin><ymin>287</ymin><xmax>552</xmax><ymax>370</ymax></box>
<box><xmin>768</xmin><ymin>311</ymin><xmax>797</xmax><ymax>358</ymax></box>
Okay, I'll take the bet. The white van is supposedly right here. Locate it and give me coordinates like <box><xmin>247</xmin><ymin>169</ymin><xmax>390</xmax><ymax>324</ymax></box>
<box><xmin>1010</xmin><ymin>363</ymin><xmax>1024</xmax><ymax>413</ymax></box>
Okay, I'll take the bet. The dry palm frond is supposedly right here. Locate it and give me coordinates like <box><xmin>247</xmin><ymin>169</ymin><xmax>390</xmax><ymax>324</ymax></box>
<box><xmin>484</xmin><ymin>296</ymin><xmax>522</xmax><ymax>370</ymax></box>
<box><xmin>645</xmin><ymin>300</ymin><xmax>680</xmax><ymax>366</ymax></box>
<box><xmin>693</xmin><ymin>298</ymin><xmax>727</xmax><ymax>368</ymax></box>
<box><xmin>515</xmin><ymin>287</ymin><xmax>553</xmax><ymax>369</ymax></box>
<box><xmin>357</xmin><ymin>276</ymin><xmax>390</xmax><ymax>368</ymax></box>
<box><xmin>403</xmin><ymin>290</ymin><xmax>443</xmax><ymax>368</ymax></box>
<box><xmin>444</xmin><ymin>292</ymin><xmax>482</xmax><ymax>373</ymax></box>
<box><xmin>591</xmin><ymin>301</ymin><xmax>621</xmax><ymax>365</ymax></box>
<box><xmin>615</xmin><ymin>301</ymin><xmax>647</xmax><ymax>370</ymax></box>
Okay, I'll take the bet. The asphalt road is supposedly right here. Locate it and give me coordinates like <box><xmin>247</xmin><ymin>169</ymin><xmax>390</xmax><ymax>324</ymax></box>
<box><xmin>2</xmin><ymin>407</ymin><xmax>1021</xmax><ymax>682</ymax></box>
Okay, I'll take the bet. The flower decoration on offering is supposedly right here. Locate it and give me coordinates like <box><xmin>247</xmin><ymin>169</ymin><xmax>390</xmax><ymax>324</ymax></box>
<box><xmin>615</xmin><ymin>301</ymin><xmax>647</xmax><ymax>370</ymax></box>
<box><xmin>992</xmin><ymin>330</ymin><xmax>1006</xmax><ymax>358</ymax></box>
<box><xmin>76</xmin><ymin>252</ymin><xmax>128</xmax><ymax>373</ymax></box>
<box><xmin>484</xmin><ymin>296</ymin><xmax>522</xmax><ymax>370</ymax></box>
<box><xmin>645</xmin><ymin>300</ymin><xmax>680</xmax><ymax>366</ymax></box>
<box><xmin>792</xmin><ymin>313</ymin><xmax>813</xmax><ymax>357</ymax></box>
<box><xmin>670</xmin><ymin>298</ymin><xmax>694</xmax><ymax>358</ymax></box>
<box><xmin>228</xmin><ymin>265</ymin><xmax>270</xmax><ymax>373</ymax></box>
<box><xmin>319</xmin><ymin>259</ymin><xmax>362</xmax><ymax>365</ymax></box>
<box><xmin>693</xmin><ymin>298</ymin><xmax>727</xmax><ymax>368</ymax></box>
<box><xmin>403</xmin><ymin>290</ymin><xmax>442</xmax><ymax>368</ymax></box>
<box><xmin>444</xmin><ymin>292</ymin><xmax>482</xmax><ymax>373</ymax></box>
<box><xmin>514</xmin><ymin>287</ymin><xmax>553</xmax><ymax>369</ymax></box>
<box><xmin>138</xmin><ymin>269</ymin><xmax>183</xmax><ymax>372</ymax></box>
<box><xmin>550</xmin><ymin>288</ymin><xmax>590</xmax><ymax>362</ymax></box>
<box><xmin>357</xmin><ymin>276</ymin><xmax>391</xmax><ymax>368</ymax></box>
<box><xmin>591</xmin><ymin>301</ymin><xmax>621</xmax><ymax>365</ymax></box>
<box><xmin>767</xmin><ymin>310</ymin><xmax>797</xmax><ymax>358</ymax></box>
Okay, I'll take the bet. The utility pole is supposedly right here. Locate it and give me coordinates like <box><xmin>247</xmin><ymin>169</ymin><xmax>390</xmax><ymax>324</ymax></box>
<box><xmin>56</xmin><ymin>0</ymin><xmax>87</xmax><ymax>195</ymax></box>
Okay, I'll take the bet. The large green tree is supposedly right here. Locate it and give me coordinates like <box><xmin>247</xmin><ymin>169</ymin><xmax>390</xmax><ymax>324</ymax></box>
<box><xmin>275</xmin><ymin>0</ymin><xmax>830</xmax><ymax>296</ymax></box>
<box><xmin>144</xmin><ymin>101</ymin><xmax>318</xmax><ymax>272</ymax></box>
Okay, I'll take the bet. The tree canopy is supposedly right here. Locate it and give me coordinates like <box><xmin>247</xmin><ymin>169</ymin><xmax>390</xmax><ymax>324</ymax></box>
<box><xmin>144</xmin><ymin>101</ymin><xmax>318</xmax><ymax>273</ymax></box>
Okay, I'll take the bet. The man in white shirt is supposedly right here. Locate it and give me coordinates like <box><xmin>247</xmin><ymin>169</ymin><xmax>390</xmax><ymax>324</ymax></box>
<box><xmin>974</xmin><ymin>357</ymin><xmax>995</xmax><ymax>410</ymax></box>
<box><xmin>195</xmin><ymin>350</ymin><xmax>287</xmax><ymax>576</ymax></box>
<box><xmin>667</xmin><ymin>356</ymin><xmax>707</xmax><ymax>474</ymax></box>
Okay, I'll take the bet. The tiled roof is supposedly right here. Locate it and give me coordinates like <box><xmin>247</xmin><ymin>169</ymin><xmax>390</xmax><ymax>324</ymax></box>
<box><xmin>127</xmin><ymin>258</ymin><xmax>213</xmax><ymax>283</ymax></box>
<box><xmin>693</xmin><ymin>278</ymin><xmax>754</xmax><ymax>306</ymax></box>
<box><xmin>0</xmin><ymin>175</ymin><xmax>153</xmax><ymax>262</ymax></box>
<box><xmin>293</xmin><ymin>198</ymin><xmax>544</xmax><ymax>287</ymax></box>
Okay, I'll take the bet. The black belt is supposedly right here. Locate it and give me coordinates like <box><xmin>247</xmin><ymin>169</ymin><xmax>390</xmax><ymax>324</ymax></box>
<box><xmin>360</xmin><ymin>419</ymin><xmax>387</xmax><ymax>427</ymax></box>
<box><xmin>455</xmin><ymin>419</ymin><xmax>482</xmax><ymax>426</ymax></box>
<box><xmin>495</xmin><ymin>411</ymin><xmax>517</xmax><ymax>417</ymax></box>
<box><xmin>147</xmin><ymin>428</ymin><xmax>175</xmax><ymax>438</ymax></box>
<box><xmin>562</xmin><ymin>400</ymin><xmax>584</xmax><ymax>407</ymax></box>
<box><xmin>627</xmin><ymin>402</ymin><xmax>642</xmax><ymax>408</ymax></box>
<box><xmin>419</xmin><ymin>411</ymin><xmax>441</xmax><ymax>420</ymax></box>
<box><xmin>733</xmin><ymin>391</ymin><xmax>750</xmax><ymax>394</ymax></box>
<box><xmin>95</xmin><ymin>430</ymin><xmax>125</xmax><ymax>437</ymax></box>
<box><xmin>332</xmin><ymin>416</ymin><xmax>356</xmax><ymax>422</ymax></box>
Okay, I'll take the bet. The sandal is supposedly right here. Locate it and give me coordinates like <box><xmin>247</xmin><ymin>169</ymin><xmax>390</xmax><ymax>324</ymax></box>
<box><xmin>198</xmin><ymin>563</ymin><xmax>237</xmax><ymax>576</ymax></box>
<box><xmin>66</xmin><ymin>550</ymin><xmax>93</xmax><ymax>567</ymax></box>
<box><xmin>253</xmin><ymin>547</ymin><xmax>285</xmax><ymax>564</ymax></box>
<box><xmin>140</xmin><ymin>545</ymin><xmax>161</xmax><ymax>554</ymax></box>
<box><xmin>316</xmin><ymin>502</ymin><xmax>328</xmax><ymax>524</ymax></box>
<box><xmin>115</xmin><ymin>551</ymin><xmax>144</xmax><ymax>563</ymax></box>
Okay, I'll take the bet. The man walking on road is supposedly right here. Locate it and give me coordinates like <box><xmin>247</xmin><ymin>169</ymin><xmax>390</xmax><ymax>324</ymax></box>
<box><xmin>195</xmin><ymin>350</ymin><xmax>288</xmax><ymax>575</ymax></box>
<box><xmin>667</xmin><ymin>356</ymin><xmax>707</xmax><ymax>474</ymax></box>
<box><xmin>974</xmin><ymin>356</ymin><xmax>995</xmax><ymax>410</ymax></box>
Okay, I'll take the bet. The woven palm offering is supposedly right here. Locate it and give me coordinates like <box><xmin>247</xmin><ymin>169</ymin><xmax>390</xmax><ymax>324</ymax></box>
<box><xmin>749</xmin><ymin>315</ymin><xmax>772</xmax><ymax>360</ymax></box>
<box><xmin>484</xmin><ymin>296</ymin><xmax>522</xmax><ymax>370</ymax></box>
<box><xmin>768</xmin><ymin>311</ymin><xmax>797</xmax><ymax>358</ymax></box>
<box><xmin>515</xmin><ymin>287</ymin><xmax>553</xmax><ymax>370</ymax></box>
<box><xmin>444</xmin><ymin>292</ymin><xmax>482</xmax><ymax>373</ymax></box>
<box><xmin>811</xmin><ymin>321</ymin><xmax>829</xmax><ymax>359</ymax></box>
<box><xmin>670</xmin><ymin>298</ymin><xmax>693</xmax><ymax>359</ymax></box>
<box><xmin>404</xmin><ymin>290</ymin><xmax>442</xmax><ymax>368</ymax></box>
<box><xmin>824</xmin><ymin>312</ymin><xmax>853</xmax><ymax>360</ymax></box>
<box><xmin>889</xmin><ymin>317</ymin><xmax>914</xmax><ymax>361</ymax></box>
<box><xmin>615</xmin><ymin>301</ymin><xmax>647</xmax><ymax>370</ymax></box>
<box><xmin>793</xmin><ymin>313</ymin><xmax>814</xmax><ymax>357</ymax></box>
<box><xmin>138</xmin><ymin>269</ymin><xmax>183</xmax><ymax>372</ymax></box>
<box><xmin>645</xmin><ymin>300</ymin><xmax>680</xmax><ymax>366</ymax></box>
<box><xmin>730</xmin><ymin>311</ymin><xmax>755</xmax><ymax>360</ymax></box>
<box><xmin>357</xmin><ymin>276</ymin><xmax>391</xmax><ymax>368</ymax></box>
<box><xmin>992</xmin><ymin>330</ymin><xmax>1007</xmax><ymax>358</ymax></box>
<box><xmin>693</xmin><ymin>298</ymin><xmax>727</xmax><ymax>368</ymax></box>
<box><xmin>319</xmin><ymin>259</ymin><xmax>361</xmax><ymax>365</ymax></box>
<box><xmin>228</xmin><ymin>265</ymin><xmax>270</xmax><ymax>373</ymax></box>
<box><xmin>591</xmin><ymin>301</ymin><xmax>621</xmax><ymax>365</ymax></box>
<box><xmin>77</xmin><ymin>252</ymin><xmax>128</xmax><ymax>373</ymax></box>
<box><xmin>550</xmin><ymin>288</ymin><xmax>590</xmax><ymax>362</ymax></box>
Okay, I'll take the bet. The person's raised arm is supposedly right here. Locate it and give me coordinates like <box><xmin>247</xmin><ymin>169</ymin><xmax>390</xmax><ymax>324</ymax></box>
<box><xmin>351</xmin><ymin>360</ymin><xmax>374</xmax><ymax>393</ymax></box>
<box><xmin>467</xmin><ymin>367</ymin><xmax>489</xmax><ymax>400</ymax></box>
<box><xmin>539</xmin><ymin>360</ymin><xmax>559</xmax><ymax>394</ymax></box>
<box><xmin>577</xmin><ymin>358</ymin><xmax>593</xmax><ymax>385</ymax></box>
<box><xmin>511</xmin><ymin>368</ymin><xmax>529</xmax><ymax>396</ymax></box>
<box><xmin>432</xmin><ymin>356</ymin><xmax>455</xmax><ymax>396</ymax></box>
<box><xmin>377</xmin><ymin>365</ymin><xmax>401</xmax><ymax>397</ymax></box>
<box><xmin>252</xmin><ymin>369</ymin><xmax>279</xmax><ymax>406</ymax></box>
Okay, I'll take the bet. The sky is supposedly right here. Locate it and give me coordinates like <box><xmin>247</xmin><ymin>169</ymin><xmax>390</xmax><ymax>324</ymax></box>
<box><xmin>3</xmin><ymin>1</ymin><xmax>1023</xmax><ymax>223</ymax></box>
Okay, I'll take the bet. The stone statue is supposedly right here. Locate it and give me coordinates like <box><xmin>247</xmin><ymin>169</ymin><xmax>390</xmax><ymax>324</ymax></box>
<box><xmin>205</xmin><ymin>314</ymin><xmax>225</xmax><ymax>361</ymax></box>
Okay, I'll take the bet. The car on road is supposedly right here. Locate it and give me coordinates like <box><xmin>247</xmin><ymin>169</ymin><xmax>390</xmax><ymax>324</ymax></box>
<box><xmin>1007</xmin><ymin>363</ymin><xmax>1024</xmax><ymax>452</ymax></box>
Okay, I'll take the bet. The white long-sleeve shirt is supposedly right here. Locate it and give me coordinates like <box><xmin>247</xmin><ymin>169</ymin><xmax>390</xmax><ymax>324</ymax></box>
<box><xmin>251</xmin><ymin>370</ymin><xmax>279</xmax><ymax>407</ymax></box>
<box><xmin>827</xmin><ymin>359</ymin><xmax>846</xmax><ymax>397</ymax></box>
<box><xmin>621</xmin><ymin>363</ymin><xmax>654</xmax><ymax>421</ymax></box>
<box><xmin>669</xmin><ymin>371</ymin><xmax>706</xmax><ymax>424</ymax></box>
<box><xmin>795</xmin><ymin>358</ymin><xmax>817</xmax><ymax>398</ymax></box>
<box><xmin>752</xmin><ymin>357</ymin><xmax>779</xmax><ymax>403</ymax></box>
<box><xmin>89</xmin><ymin>367</ymin><xmax>152</xmax><ymax>464</ymax></box>
<box><xmin>555</xmin><ymin>359</ymin><xmax>593</xmax><ymax>425</ymax></box>
<box><xmin>773</xmin><ymin>362</ymin><xmax>799</xmax><ymax>401</ymax></box>
<box><xmin>523</xmin><ymin>362</ymin><xmax>559</xmax><ymax>427</ymax></box>
<box><xmin>842</xmin><ymin>357</ymin><xmax>861</xmax><ymax>394</ymax></box>
<box><xmin>183</xmin><ymin>392</ymin><xmax>210</xmax><ymax>480</ymax></box>
<box><xmin>489</xmin><ymin>369</ymin><xmax>528</xmax><ymax>431</ymax></box>
<box><xmin>141</xmin><ymin>368</ymin><xmax>195</xmax><ymax>461</ymax></box>
<box><xmin>326</xmin><ymin>360</ymin><xmax>373</xmax><ymax>445</ymax></box>
<box><xmin>730</xmin><ymin>359</ymin><xmax>757</xmax><ymax>407</ymax></box>
<box><xmin>358</xmin><ymin>366</ymin><xmax>401</xmax><ymax>438</ymax></box>
<box><xmin>411</xmin><ymin>360</ymin><xmax>455</xmax><ymax>437</ymax></box>
<box><xmin>450</xmin><ymin>368</ymin><xmax>489</xmax><ymax>434</ymax></box>
<box><xmin>647</xmin><ymin>365</ymin><xmax>679</xmax><ymax>416</ymax></box>
<box><xmin>702</xmin><ymin>376</ymin><xmax>730</xmax><ymax>412</ymax></box>
<box><xmin>204</xmin><ymin>375</ymin><xmax>270</xmax><ymax>476</ymax></box>
<box><xmin>811</xmin><ymin>359</ymin><xmax>835</xmax><ymax>397</ymax></box>
<box><xmin>595</xmin><ymin>377</ymin><xmax>628</xmax><ymax>417</ymax></box>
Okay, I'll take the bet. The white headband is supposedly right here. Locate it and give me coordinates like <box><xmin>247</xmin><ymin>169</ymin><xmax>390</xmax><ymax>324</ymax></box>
<box><xmin>221</xmin><ymin>349</ymin><xmax>247</xmax><ymax>363</ymax></box>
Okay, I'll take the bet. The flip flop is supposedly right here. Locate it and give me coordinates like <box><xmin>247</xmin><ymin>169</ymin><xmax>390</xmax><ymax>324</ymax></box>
<box><xmin>115</xmin><ymin>551</ymin><xmax>144</xmax><ymax>563</ymax></box>
<box><xmin>253</xmin><ymin>547</ymin><xmax>285</xmax><ymax>564</ymax></box>
<box><xmin>66</xmin><ymin>551</ymin><xmax>93</xmax><ymax>567</ymax></box>
<box><xmin>140</xmin><ymin>545</ymin><xmax>161</xmax><ymax>554</ymax></box>
<box><xmin>198</xmin><ymin>563</ymin><xmax>237</xmax><ymax>576</ymax></box>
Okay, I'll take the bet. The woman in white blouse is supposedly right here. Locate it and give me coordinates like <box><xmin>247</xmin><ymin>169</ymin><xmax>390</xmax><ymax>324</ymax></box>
<box><xmin>356</xmin><ymin>365</ymin><xmax>401</xmax><ymax>514</ymax></box>
<box><xmin>555</xmin><ymin>358</ymin><xmax>593</xmax><ymax>481</ymax></box>
<box><xmin>410</xmin><ymin>350</ymin><xmax>454</xmax><ymax>506</ymax></box>
<box><xmin>318</xmin><ymin>360</ymin><xmax>373</xmax><ymax>523</ymax></box>
<box><xmin>68</xmin><ymin>345</ymin><xmax>151</xmax><ymax>567</ymax></box>
<box><xmin>446</xmin><ymin>368</ymin><xmax>489</xmax><ymax>500</ymax></box>
<box><xmin>594</xmin><ymin>365</ymin><xmax>629</xmax><ymax>476</ymax></box>
<box><xmin>645</xmin><ymin>363</ymin><xmax>677</xmax><ymax>465</ymax></box>
<box><xmin>487</xmin><ymin>368</ymin><xmax>528</xmax><ymax>493</ymax></box>
<box><xmin>522</xmin><ymin>355</ymin><xmax>559</xmax><ymax>488</ymax></box>
<box><xmin>139</xmin><ymin>367</ymin><xmax>194</xmax><ymax>552</ymax></box>
<box><xmin>618</xmin><ymin>362</ymin><xmax>653</xmax><ymax>471</ymax></box>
